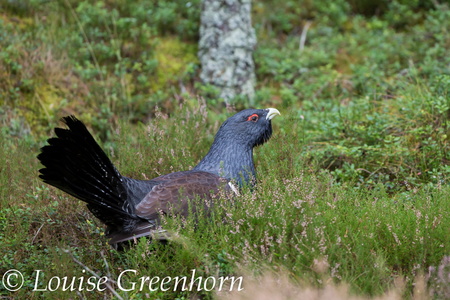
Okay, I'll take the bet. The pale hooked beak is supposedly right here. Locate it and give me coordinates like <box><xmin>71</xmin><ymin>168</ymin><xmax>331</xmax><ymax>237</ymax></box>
<box><xmin>265</xmin><ymin>108</ymin><xmax>281</xmax><ymax>120</ymax></box>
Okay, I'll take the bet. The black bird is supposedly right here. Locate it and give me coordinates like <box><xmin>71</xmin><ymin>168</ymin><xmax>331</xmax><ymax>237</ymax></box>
<box><xmin>37</xmin><ymin>108</ymin><xmax>280</xmax><ymax>245</ymax></box>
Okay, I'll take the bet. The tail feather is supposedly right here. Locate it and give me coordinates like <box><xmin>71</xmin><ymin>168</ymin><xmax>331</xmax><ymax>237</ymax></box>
<box><xmin>37</xmin><ymin>116</ymin><xmax>136</xmax><ymax>230</ymax></box>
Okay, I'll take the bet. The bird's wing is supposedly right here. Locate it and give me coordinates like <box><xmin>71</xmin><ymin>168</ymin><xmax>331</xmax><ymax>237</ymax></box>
<box><xmin>135</xmin><ymin>171</ymin><xmax>229</xmax><ymax>220</ymax></box>
<box><xmin>107</xmin><ymin>171</ymin><xmax>233</xmax><ymax>245</ymax></box>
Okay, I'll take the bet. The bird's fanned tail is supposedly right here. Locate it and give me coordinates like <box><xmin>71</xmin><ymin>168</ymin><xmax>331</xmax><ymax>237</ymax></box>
<box><xmin>37</xmin><ymin>116</ymin><xmax>137</xmax><ymax>231</ymax></box>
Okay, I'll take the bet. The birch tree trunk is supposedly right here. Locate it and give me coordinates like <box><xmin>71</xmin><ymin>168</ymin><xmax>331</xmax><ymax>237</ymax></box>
<box><xmin>198</xmin><ymin>0</ymin><xmax>256</xmax><ymax>104</ymax></box>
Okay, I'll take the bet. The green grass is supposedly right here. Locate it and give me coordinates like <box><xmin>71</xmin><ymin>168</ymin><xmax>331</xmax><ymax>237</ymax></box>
<box><xmin>1</xmin><ymin>0</ymin><xmax>450</xmax><ymax>299</ymax></box>
<box><xmin>1</xmin><ymin>105</ymin><xmax>450</xmax><ymax>299</ymax></box>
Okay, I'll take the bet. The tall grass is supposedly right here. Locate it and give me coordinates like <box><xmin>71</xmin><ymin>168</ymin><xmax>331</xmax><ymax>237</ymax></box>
<box><xmin>1</xmin><ymin>104</ymin><xmax>449</xmax><ymax>299</ymax></box>
<box><xmin>1</xmin><ymin>0</ymin><xmax>450</xmax><ymax>299</ymax></box>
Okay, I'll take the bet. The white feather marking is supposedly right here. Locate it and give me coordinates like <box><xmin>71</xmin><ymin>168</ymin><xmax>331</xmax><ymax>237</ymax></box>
<box><xmin>228</xmin><ymin>182</ymin><xmax>240</xmax><ymax>196</ymax></box>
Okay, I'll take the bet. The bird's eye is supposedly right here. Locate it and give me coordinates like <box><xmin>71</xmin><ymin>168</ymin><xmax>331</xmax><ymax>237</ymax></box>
<box><xmin>246</xmin><ymin>114</ymin><xmax>259</xmax><ymax>122</ymax></box>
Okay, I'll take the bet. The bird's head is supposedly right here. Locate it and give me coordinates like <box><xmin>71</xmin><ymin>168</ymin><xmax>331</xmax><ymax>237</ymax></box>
<box><xmin>215</xmin><ymin>108</ymin><xmax>281</xmax><ymax>148</ymax></box>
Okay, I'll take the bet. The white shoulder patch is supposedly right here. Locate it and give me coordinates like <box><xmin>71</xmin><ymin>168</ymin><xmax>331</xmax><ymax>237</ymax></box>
<box><xmin>228</xmin><ymin>182</ymin><xmax>240</xmax><ymax>196</ymax></box>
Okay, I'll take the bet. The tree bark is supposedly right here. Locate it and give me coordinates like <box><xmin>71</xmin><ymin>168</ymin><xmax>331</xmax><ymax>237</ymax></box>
<box><xmin>198</xmin><ymin>0</ymin><xmax>256</xmax><ymax>104</ymax></box>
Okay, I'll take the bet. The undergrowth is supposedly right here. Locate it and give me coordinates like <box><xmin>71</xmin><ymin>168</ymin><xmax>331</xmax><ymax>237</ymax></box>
<box><xmin>1</xmin><ymin>103</ymin><xmax>450</xmax><ymax>299</ymax></box>
<box><xmin>1</xmin><ymin>0</ymin><xmax>450</xmax><ymax>299</ymax></box>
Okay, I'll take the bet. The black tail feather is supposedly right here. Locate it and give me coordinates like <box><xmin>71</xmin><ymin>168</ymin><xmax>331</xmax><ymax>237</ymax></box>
<box><xmin>37</xmin><ymin>116</ymin><xmax>136</xmax><ymax>231</ymax></box>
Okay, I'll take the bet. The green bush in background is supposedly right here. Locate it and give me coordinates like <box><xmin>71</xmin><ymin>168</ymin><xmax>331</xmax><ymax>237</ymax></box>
<box><xmin>1</xmin><ymin>1</ymin><xmax>449</xmax><ymax>298</ymax></box>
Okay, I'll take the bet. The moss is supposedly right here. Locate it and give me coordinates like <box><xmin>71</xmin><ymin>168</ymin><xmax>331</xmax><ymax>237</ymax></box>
<box><xmin>0</xmin><ymin>14</ymin><xmax>35</xmax><ymax>30</ymax></box>
<box><xmin>13</xmin><ymin>84</ymin><xmax>62</xmax><ymax>135</ymax></box>
<box><xmin>150</xmin><ymin>36</ymin><xmax>198</xmax><ymax>92</ymax></box>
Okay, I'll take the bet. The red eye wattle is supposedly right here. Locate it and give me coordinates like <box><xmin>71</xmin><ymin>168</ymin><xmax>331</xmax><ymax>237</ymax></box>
<box><xmin>247</xmin><ymin>114</ymin><xmax>259</xmax><ymax>122</ymax></box>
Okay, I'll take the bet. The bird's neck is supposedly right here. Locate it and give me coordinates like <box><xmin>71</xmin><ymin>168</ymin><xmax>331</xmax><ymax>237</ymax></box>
<box><xmin>194</xmin><ymin>140</ymin><xmax>255</xmax><ymax>186</ymax></box>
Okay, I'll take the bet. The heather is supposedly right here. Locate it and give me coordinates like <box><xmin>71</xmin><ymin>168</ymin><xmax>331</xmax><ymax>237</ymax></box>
<box><xmin>1</xmin><ymin>0</ymin><xmax>450</xmax><ymax>299</ymax></box>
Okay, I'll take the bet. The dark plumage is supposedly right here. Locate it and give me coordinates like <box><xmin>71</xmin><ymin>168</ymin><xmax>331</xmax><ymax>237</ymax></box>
<box><xmin>37</xmin><ymin>108</ymin><xmax>280</xmax><ymax>245</ymax></box>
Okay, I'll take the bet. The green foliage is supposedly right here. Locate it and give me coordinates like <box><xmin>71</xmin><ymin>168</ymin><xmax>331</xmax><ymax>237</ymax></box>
<box><xmin>301</xmin><ymin>75</ymin><xmax>450</xmax><ymax>191</ymax></box>
<box><xmin>2</xmin><ymin>0</ymin><xmax>450</xmax><ymax>299</ymax></box>
<box><xmin>254</xmin><ymin>1</ymin><xmax>450</xmax><ymax>191</ymax></box>
<box><xmin>0</xmin><ymin>0</ymin><xmax>200</xmax><ymax>137</ymax></box>
<box><xmin>2</xmin><ymin>104</ymin><xmax>450</xmax><ymax>299</ymax></box>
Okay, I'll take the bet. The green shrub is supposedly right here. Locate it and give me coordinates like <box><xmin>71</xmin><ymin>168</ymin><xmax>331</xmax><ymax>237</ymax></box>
<box><xmin>2</xmin><ymin>1</ymin><xmax>450</xmax><ymax>298</ymax></box>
